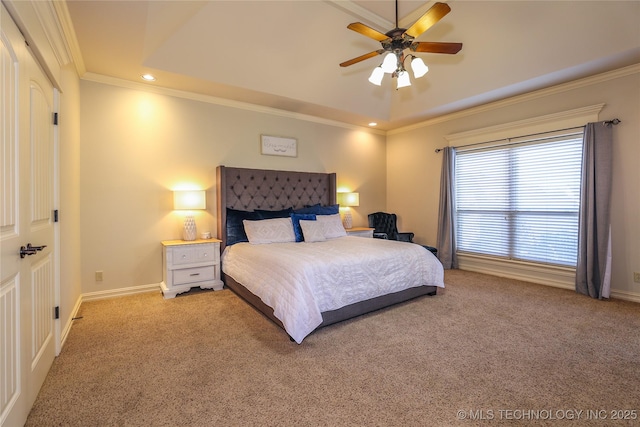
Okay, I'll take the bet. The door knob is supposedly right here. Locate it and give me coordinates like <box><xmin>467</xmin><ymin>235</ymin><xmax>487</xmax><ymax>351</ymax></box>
<box><xmin>27</xmin><ymin>243</ymin><xmax>47</xmax><ymax>251</ymax></box>
<box><xmin>19</xmin><ymin>243</ymin><xmax>47</xmax><ymax>258</ymax></box>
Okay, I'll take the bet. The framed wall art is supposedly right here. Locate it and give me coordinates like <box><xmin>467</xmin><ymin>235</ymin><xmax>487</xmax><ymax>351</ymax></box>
<box><xmin>260</xmin><ymin>135</ymin><xmax>297</xmax><ymax>157</ymax></box>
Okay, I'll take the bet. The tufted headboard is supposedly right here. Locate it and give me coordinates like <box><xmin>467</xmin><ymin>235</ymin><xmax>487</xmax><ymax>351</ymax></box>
<box><xmin>216</xmin><ymin>166</ymin><xmax>337</xmax><ymax>252</ymax></box>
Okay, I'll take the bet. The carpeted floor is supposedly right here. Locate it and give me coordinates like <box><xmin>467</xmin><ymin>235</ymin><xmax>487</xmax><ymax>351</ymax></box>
<box><xmin>26</xmin><ymin>270</ymin><xmax>640</xmax><ymax>426</ymax></box>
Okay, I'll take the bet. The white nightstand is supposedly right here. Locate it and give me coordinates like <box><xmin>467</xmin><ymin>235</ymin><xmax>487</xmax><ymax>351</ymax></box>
<box><xmin>161</xmin><ymin>239</ymin><xmax>223</xmax><ymax>299</ymax></box>
<box><xmin>346</xmin><ymin>227</ymin><xmax>374</xmax><ymax>238</ymax></box>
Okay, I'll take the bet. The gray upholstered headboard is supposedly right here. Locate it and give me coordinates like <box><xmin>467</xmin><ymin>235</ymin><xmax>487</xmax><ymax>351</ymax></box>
<box><xmin>216</xmin><ymin>166</ymin><xmax>337</xmax><ymax>252</ymax></box>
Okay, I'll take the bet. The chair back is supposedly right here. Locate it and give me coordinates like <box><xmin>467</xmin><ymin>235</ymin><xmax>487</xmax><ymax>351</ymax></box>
<box><xmin>368</xmin><ymin>212</ymin><xmax>399</xmax><ymax>240</ymax></box>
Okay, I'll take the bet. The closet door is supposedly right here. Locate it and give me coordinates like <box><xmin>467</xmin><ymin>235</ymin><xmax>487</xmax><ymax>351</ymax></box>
<box><xmin>1</xmin><ymin>4</ymin><xmax>57</xmax><ymax>426</ymax></box>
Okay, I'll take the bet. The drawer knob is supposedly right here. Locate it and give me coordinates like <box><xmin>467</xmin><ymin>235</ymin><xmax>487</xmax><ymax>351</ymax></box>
<box><xmin>203</xmin><ymin>252</ymin><xmax>208</xmax><ymax>257</ymax></box>
<box><xmin>189</xmin><ymin>273</ymin><xmax>200</xmax><ymax>277</ymax></box>
<box><xmin>182</xmin><ymin>254</ymin><xmax>187</xmax><ymax>259</ymax></box>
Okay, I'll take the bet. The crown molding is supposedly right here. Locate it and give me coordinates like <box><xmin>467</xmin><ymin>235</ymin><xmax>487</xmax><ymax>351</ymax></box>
<box><xmin>444</xmin><ymin>103</ymin><xmax>604</xmax><ymax>147</ymax></box>
<box><xmin>52</xmin><ymin>0</ymin><xmax>86</xmax><ymax>76</ymax></box>
<box><xmin>30</xmin><ymin>0</ymin><xmax>71</xmax><ymax>66</ymax></box>
<box><xmin>389</xmin><ymin>63</ymin><xmax>640</xmax><ymax>135</ymax></box>
<box><xmin>81</xmin><ymin>73</ymin><xmax>386</xmax><ymax>136</ymax></box>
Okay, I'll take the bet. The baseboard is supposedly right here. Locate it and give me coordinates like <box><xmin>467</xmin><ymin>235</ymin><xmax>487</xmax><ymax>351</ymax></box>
<box><xmin>610</xmin><ymin>289</ymin><xmax>640</xmax><ymax>304</ymax></box>
<box><xmin>82</xmin><ymin>282</ymin><xmax>161</xmax><ymax>302</ymax></box>
<box><xmin>457</xmin><ymin>253</ymin><xmax>575</xmax><ymax>289</ymax></box>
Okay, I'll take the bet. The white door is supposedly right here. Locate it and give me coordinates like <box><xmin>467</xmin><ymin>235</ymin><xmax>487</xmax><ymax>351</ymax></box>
<box><xmin>1</xmin><ymin>5</ymin><xmax>58</xmax><ymax>426</ymax></box>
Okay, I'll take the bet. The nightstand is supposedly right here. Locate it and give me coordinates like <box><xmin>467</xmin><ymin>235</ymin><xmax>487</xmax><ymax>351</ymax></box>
<box><xmin>346</xmin><ymin>227</ymin><xmax>374</xmax><ymax>238</ymax></box>
<box><xmin>161</xmin><ymin>239</ymin><xmax>223</xmax><ymax>299</ymax></box>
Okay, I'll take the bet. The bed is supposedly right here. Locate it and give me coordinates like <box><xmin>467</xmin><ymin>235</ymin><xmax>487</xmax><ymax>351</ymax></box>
<box><xmin>216</xmin><ymin>166</ymin><xmax>444</xmax><ymax>343</ymax></box>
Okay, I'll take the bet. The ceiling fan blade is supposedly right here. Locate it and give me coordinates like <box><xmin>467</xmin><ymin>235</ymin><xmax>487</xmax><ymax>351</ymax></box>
<box><xmin>404</xmin><ymin>2</ymin><xmax>451</xmax><ymax>38</ymax></box>
<box><xmin>347</xmin><ymin>22</ymin><xmax>390</xmax><ymax>42</ymax></box>
<box><xmin>339</xmin><ymin>50</ymin><xmax>383</xmax><ymax>67</ymax></box>
<box><xmin>411</xmin><ymin>42</ymin><xmax>463</xmax><ymax>54</ymax></box>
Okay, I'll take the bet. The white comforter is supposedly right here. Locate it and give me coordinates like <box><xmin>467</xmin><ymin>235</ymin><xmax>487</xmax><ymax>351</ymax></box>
<box><xmin>221</xmin><ymin>236</ymin><xmax>444</xmax><ymax>343</ymax></box>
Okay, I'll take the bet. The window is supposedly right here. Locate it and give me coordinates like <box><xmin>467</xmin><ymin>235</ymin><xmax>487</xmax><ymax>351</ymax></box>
<box><xmin>455</xmin><ymin>130</ymin><xmax>583</xmax><ymax>267</ymax></box>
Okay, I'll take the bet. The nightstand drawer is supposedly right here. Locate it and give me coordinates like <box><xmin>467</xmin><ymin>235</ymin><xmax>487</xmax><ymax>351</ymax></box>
<box><xmin>172</xmin><ymin>244</ymin><xmax>219</xmax><ymax>266</ymax></box>
<box><xmin>173</xmin><ymin>266</ymin><xmax>216</xmax><ymax>285</ymax></box>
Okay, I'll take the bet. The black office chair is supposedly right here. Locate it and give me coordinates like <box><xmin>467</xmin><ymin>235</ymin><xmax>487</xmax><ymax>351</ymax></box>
<box><xmin>367</xmin><ymin>212</ymin><xmax>438</xmax><ymax>255</ymax></box>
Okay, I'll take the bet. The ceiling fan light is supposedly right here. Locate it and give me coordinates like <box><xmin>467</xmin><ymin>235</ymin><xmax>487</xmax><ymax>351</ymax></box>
<box><xmin>381</xmin><ymin>53</ymin><xmax>398</xmax><ymax>73</ymax></box>
<box><xmin>368</xmin><ymin>67</ymin><xmax>385</xmax><ymax>86</ymax></box>
<box><xmin>411</xmin><ymin>57</ymin><xmax>429</xmax><ymax>78</ymax></box>
<box><xmin>396</xmin><ymin>70</ymin><xmax>411</xmax><ymax>89</ymax></box>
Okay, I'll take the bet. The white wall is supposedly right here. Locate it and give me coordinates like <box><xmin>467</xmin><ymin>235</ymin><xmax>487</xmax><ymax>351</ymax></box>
<box><xmin>387</xmin><ymin>66</ymin><xmax>640</xmax><ymax>299</ymax></box>
<box><xmin>79</xmin><ymin>79</ymin><xmax>386</xmax><ymax>295</ymax></box>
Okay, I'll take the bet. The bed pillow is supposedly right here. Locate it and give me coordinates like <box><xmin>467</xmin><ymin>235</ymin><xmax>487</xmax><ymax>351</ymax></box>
<box><xmin>243</xmin><ymin>218</ymin><xmax>296</xmax><ymax>244</ymax></box>
<box><xmin>226</xmin><ymin>208</ymin><xmax>261</xmax><ymax>246</ymax></box>
<box><xmin>290</xmin><ymin>213</ymin><xmax>316</xmax><ymax>242</ymax></box>
<box><xmin>293</xmin><ymin>203</ymin><xmax>320</xmax><ymax>214</ymax></box>
<box><xmin>300</xmin><ymin>220</ymin><xmax>326</xmax><ymax>243</ymax></box>
<box><xmin>293</xmin><ymin>204</ymin><xmax>339</xmax><ymax>216</ymax></box>
<box><xmin>255</xmin><ymin>207</ymin><xmax>294</xmax><ymax>219</ymax></box>
<box><xmin>317</xmin><ymin>214</ymin><xmax>347</xmax><ymax>239</ymax></box>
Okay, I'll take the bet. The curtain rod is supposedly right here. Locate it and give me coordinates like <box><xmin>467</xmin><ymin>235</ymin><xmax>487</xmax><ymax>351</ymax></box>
<box><xmin>434</xmin><ymin>118</ymin><xmax>621</xmax><ymax>153</ymax></box>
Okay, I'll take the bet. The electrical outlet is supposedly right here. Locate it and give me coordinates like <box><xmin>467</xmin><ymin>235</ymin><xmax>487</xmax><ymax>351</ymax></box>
<box><xmin>95</xmin><ymin>271</ymin><xmax>103</xmax><ymax>282</ymax></box>
<box><xmin>634</xmin><ymin>272</ymin><xmax>640</xmax><ymax>283</ymax></box>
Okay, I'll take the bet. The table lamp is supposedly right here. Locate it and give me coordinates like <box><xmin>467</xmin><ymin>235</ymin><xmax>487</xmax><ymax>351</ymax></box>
<box><xmin>173</xmin><ymin>190</ymin><xmax>206</xmax><ymax>241</ymax></box>
<box><xmin>337</xmin><ymin>192</ymin><xmax>359</xmax><ymax>229</ymax></box>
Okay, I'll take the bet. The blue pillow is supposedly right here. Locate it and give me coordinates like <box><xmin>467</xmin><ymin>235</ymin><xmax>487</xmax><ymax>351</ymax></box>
<box><xmin>255</xmin><ymin>207</ymin><xmax>293</xmax><ymax>219</ymax></box>
<box><xmin>290</xmin><ymin>213</ymin><xmax>316</xmax><ymax>242</ymax></box>
<box><xmin>293</xmin><ymin>204</ymin><xmax>339</xmax><ymax>215</ymax></box>
<box><xmin>226</xmin><ymin>208</ymin><xmax>261</xmax><ymax>246</ymax></box>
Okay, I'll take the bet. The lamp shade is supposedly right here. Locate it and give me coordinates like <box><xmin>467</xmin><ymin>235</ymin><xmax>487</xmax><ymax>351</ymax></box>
<box><xmin>396</xmin><ymin>70</ymin><xmax>411</xmax><ymax>89</ymax></box>
<box><xmin>368</xmin><ymin>66</ymin><xmax>385</xmax><ymax>86</ymax></box>
<box><xmin>338</xmin><ymin>192</ymin><xmax>359</xmax><ymax>207</ymax></box>
<box><xmin>381</xmin><ymin>53</ymin><xmax>398</xmax><ymax>74</ymax></box>
<box><xmin>411</xmin><ymin>57</ymin><xmax>429</xmax><ymax>78</ymax></box>
<box><xmin>173</xmin><ymin>190</ymin><xmax>206</xmax><ymax>210</ymax></box>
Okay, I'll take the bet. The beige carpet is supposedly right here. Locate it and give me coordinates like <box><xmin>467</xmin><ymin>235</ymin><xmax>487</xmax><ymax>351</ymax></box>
<box><xmin>26</xmin><ymin>270</ymin><xmax>639</xmax><ymax>426</ymax></box>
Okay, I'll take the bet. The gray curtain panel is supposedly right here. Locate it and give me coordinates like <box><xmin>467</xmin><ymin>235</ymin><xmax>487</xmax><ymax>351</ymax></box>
<box><xmin>436</xmin><ymin>147</ymin><xmax>458</xmax><ymax>269</ymax></box>
<box><xmin>575</xmin><ymin>122</ymin><xmax>613</xmax><ymax>299</ymax></box>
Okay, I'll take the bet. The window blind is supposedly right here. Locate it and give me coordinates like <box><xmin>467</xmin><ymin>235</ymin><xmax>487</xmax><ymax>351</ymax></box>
<box><xmin>455</xmin><ymin>130</ymin><xmax>584</xmax><ymax>267</ymax></box>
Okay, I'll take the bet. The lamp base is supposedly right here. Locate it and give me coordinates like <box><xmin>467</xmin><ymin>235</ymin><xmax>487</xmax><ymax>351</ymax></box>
<box><xmin>183</xmin><ymin>215</ymin><xmax>197</xmax><ymax>241</ymax></box>
<box><xmin>342</xmin><ymin>211</ymin><xmax>353</xmax><ymax>229</ymax></box>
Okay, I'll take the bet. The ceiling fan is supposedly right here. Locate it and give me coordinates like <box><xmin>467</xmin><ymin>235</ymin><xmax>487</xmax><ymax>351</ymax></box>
<box><xmin>340</xmin><ymin>1</ymin><xmax>462</xmax><ymax>87</ymax></box>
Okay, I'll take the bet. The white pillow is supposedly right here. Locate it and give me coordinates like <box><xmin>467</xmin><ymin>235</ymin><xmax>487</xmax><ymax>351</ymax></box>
<box><xmin>300</xmin><ymin>220</ymin><xmax>326</xmax><ymax>243</ymax></box>
<box><xmin>243</xmin><ymin>218</ymin><xmax>296</xmax><ymax>244</ymax></box>
<box><xmin>317</xmin><ymin>214</ymin><xmax>347</xmax><ymax>239</ymax></box>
